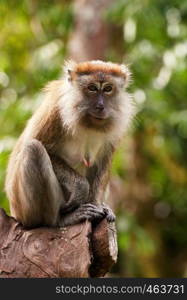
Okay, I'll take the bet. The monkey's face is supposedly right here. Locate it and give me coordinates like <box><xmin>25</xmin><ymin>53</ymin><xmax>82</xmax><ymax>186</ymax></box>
<box><xmin>63</xmin><ymin>61</ymin><xmax>133</xmax><ymax>134</ymax></box>
<box><xmin>75</xmin><ymin>73</ymin><xmax>126</xmax><ymax>131</ymax></box>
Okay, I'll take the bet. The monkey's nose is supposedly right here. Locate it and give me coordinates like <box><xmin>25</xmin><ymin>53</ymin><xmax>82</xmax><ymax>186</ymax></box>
<box><xmin>95</xmin><ymin>104</ymin><xmax>104</xmax><ymax>111</ymax></box>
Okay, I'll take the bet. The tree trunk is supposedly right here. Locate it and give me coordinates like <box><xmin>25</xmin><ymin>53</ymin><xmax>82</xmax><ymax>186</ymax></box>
<box><xmin>0</xmin><ymin>208</ymin><xmax>117</xmax><ymax>278</ymax></box>
<box><xmin>68</xmin><ymin>0</ymin><xmax>123</xmax><ymax>62</ymax></box>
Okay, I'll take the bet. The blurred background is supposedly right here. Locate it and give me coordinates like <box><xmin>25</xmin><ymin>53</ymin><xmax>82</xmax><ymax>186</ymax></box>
<box><xmin>0</xmin><ymin>0</ymin><xmax>187</xmax><ymax>277</ymax></box>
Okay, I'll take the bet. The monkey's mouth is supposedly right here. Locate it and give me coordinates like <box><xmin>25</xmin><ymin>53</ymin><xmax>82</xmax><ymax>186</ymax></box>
<box><xmin>92</xmin><ymin>116</ymin><xmax>106</xmax><ymax>121</ymax></box>
<box><xmin>88</xmin><ymin>112</ymin><xmax>108</xmax><ymax>121</ymax></box>
<box><xmin>81</xmin><ymin>113</ymin><xmax>112</xmax><ymax>130</ymax></box>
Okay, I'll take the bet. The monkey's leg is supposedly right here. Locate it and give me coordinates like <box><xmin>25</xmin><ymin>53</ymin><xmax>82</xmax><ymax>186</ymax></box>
<box><xmin>50</xmin><ymin>155</ymin><xmax>90</xmax><ymax>213</ymax></box>
<box><xmin>14</xmin><ymin>139</ymin><xmax>63</xmax><ymax>228</ymax></box>
<box><xmin>59</xmin><ymin>203</ymin><xmax>105</xmax><ymax>227</ymax></box>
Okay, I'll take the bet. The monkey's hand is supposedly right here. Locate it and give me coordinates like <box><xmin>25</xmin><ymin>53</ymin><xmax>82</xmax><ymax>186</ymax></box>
<box><xmin>59</xmin><ymin>204</ymin><xmax>105</xmax><ymax>227</ymax></box>
<box><xmin>102</xmin><ymin>203</ymin><xmax>116</xmax><ymax>222</ymax></box>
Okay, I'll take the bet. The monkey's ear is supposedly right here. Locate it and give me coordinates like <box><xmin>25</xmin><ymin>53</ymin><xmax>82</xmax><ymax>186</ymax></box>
<box><xmin>63</xmin><ymin>60</ymin><xmax>77</xmax><ymax>81</ymax></box>
<box><xmin>67</xmin><ymin>69</ymin><xmax>73</xmax><ymax>81</ymax></box>
<box><xmin>120</xmin><ymin>64</ymin><xmax>131</xmax><ymax>88</ymax></box>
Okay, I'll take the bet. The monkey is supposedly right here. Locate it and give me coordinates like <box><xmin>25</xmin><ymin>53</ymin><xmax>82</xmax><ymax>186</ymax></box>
<box><xmin>5</xmin><ymin>60</ymin><xmax>135</xmax><ymax>228</ymax></box>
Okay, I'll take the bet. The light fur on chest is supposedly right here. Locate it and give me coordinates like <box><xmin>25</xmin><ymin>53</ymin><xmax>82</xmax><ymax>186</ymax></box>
<box><xmin>59</xmin><ymin>129</ymin><xmax>105</xmax><ymax>176</ymax></box>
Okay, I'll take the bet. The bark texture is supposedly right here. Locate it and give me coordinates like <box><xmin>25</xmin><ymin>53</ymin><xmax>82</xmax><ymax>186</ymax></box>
<box><xmin>0</xmin><ymin>208</ymin><xmax>117</xmax><ymax>278</ymax></box>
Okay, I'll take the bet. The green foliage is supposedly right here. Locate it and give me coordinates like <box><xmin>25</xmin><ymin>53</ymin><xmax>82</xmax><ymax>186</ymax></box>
<box><xmin>109</xmin><ymin>0</ymin><xmax>187</xmax><ymax>276</ymax></box>
<box><xmin>0</xmin><ymin>0</ymin><xmax>187</xmax><ymax>277</ymax></box>
<box><xmin>0</xmin><ymin>0</ymin><xmax>73</xmax><ymax>212</ymax></box>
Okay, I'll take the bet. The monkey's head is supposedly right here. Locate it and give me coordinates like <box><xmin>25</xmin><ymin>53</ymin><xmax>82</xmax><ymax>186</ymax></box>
<box><xmin>61</xmin><ymin>60</ymin><xmax>135</xmax><ymax>136</ymax></box>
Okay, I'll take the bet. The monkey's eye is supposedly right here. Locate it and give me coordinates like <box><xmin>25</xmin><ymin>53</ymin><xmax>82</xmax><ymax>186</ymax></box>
<box><xmin>87</xmin><ymin>84</ymin><xmax>98</xmax><ymax>92</ymax></box>
<box><xmin>103</xmin><ymin>85</ymin><xmax>113</xmax><ymax>93</ymax></box>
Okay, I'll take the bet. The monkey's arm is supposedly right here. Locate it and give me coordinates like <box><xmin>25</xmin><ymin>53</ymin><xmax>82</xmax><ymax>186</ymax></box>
<box><xmin>87</xmin><ymin>145</ymin><xmax>116</xmax><ymax>222</ymax></box>
<box><xmin>87</xmin><ymin>166</ymin><xmax>115</xmax><ymax>222</ymax></box>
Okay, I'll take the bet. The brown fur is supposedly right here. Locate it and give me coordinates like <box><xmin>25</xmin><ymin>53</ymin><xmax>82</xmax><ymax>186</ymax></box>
<box><xmin>72</xmin><ymin>61</ymin><xmax>127</xmax><ymax>79</ymax></box>
<box><xmin>5</xmin><ymin>60</ymin><xmax>134</xmax><ymax>228</ymax></box>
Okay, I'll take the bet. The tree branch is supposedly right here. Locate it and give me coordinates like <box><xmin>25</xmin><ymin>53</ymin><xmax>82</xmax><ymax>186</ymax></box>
<box><xmin>0</xmin><ymin>208</ymin><xmax>117</xmax><ymax>278</ymax></box>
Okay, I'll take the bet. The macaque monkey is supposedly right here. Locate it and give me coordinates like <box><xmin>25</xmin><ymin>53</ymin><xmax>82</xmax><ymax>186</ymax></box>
<box><xmin>5</xmin><ymin>60</ymin><xmax>135</xmax><ymax>228</ymax></box>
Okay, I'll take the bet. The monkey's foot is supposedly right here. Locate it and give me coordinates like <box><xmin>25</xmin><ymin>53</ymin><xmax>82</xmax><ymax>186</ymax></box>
<box><xmin>102</xmin><ymin>204</ymin><xmax>116</xmax><ymax>222</ymax></box>
<box><xmin>59</xmin><ymin>204</ymin><xmax>105</xmax><ymax>227</ymax></box>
